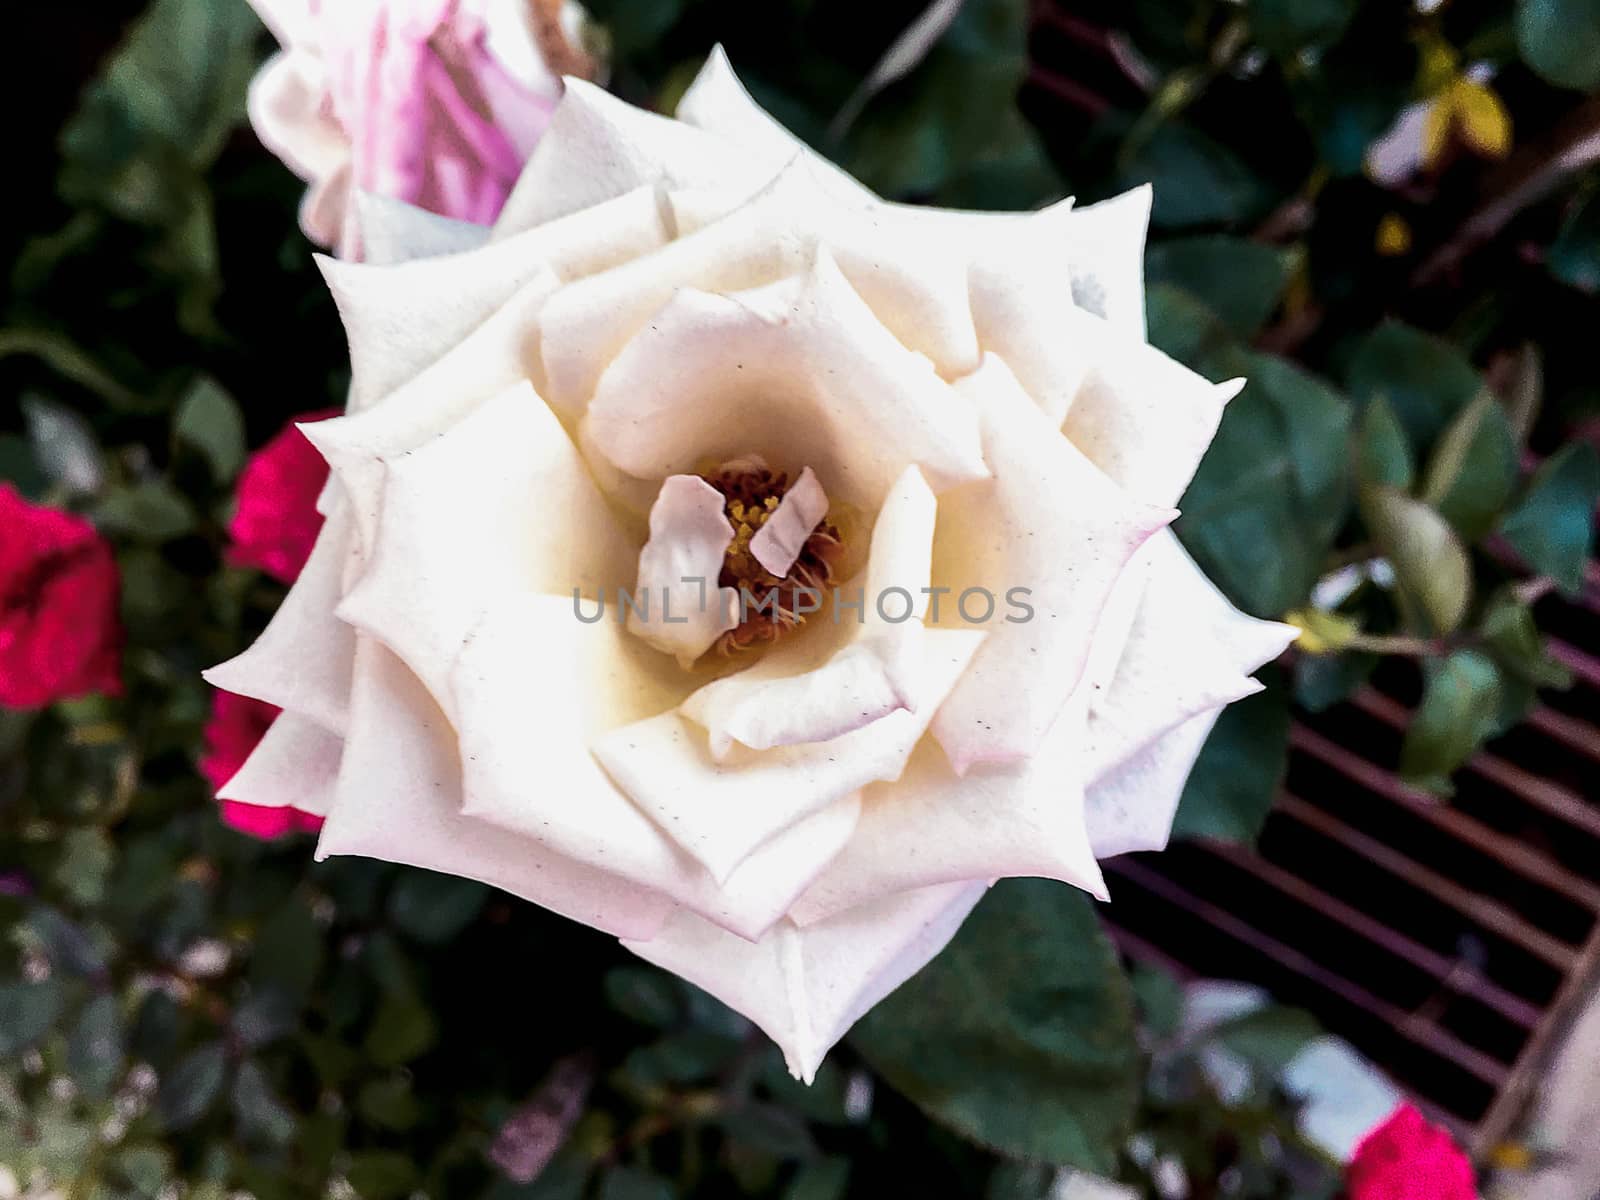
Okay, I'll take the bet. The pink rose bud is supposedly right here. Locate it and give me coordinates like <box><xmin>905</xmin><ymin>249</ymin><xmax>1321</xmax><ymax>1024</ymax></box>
<box><xmin>1347</xmin><ymin>1104</ymin><xmax>1478</xmax><ymax>1200</ymax></box>
<box><xmin>226</xmin><ymin>410</ymin><xmax>338</xmax><ymax>586</ymax></box>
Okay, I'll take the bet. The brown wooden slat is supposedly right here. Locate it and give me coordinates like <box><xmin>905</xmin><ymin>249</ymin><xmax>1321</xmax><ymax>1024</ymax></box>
<box><xmin>1526</xmin><ymin>703</ymin><xmax>1600</xmax><ymax>758</ymax></box>
<box><xmin>1276</xmin><ymin>793</ymin><xmax>1579</xmax><ymax>972</ymax></box>
<box><xmin>1198</xmin><ymin>839</ymin><xmax>1544</xmax><ymax>1029</ymax></box>
<box><xmin>1105</xmin><ymin>858</ymin><xmax>1512</xmax><ymax>1091</ymax></box>
<box><xmin>1291</xmin><ymin>723</ymin><xmax>1600</xmax><ymax>911</ymax></box>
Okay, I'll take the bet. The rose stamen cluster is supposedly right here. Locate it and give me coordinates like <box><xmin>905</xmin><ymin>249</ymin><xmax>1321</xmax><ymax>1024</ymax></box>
<box><xmin>207</xmin><ymin>50</ymin><xmax>1295</xmax><ymax>1082</ymax></box>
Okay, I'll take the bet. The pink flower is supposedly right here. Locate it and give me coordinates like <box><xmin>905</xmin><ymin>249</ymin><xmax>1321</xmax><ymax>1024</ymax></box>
<box><xmin>201</xmin><ymin>691</ymin><xmax>324</xmax><ymax>839</ymax></box>
<box><xmin>1347</xmin><ymin>1104</ymin><xmax>1478</xmax><ymax>1200</ymax></box>
<box><xmin>227</xmin><ymin>410</ymin><xmax>338</xmax><ymax>586</ymax></box>
<box><xmin>246</xmin><ymin>0</ymin><xmax>594</xmax><ymax>256</ymax></box>
<box><xmin>0</xmin><ymin>485</ymin><xmax>122</xmax><ymax>710</ymax></box>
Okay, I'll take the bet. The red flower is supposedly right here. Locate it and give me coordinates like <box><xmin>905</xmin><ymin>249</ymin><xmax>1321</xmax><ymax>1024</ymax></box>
<box><xmin>1348</xmin><ymin>1104</ymin><xmax>1477</xmax><ymax>1200</ymax></box>
<box><xmin>0</xmin><ymin>485</ymin><xmax>122</xmax><ymax>709</ymax></box>
<box><xmin>200</xmin><ymin>689</ymin><xmax>323</xmax><ymax>839</ymax></box>
<box><xmin>226</xmin><ymin>410</ymin><xmax>338</xmax><ymax>585</ymax></box>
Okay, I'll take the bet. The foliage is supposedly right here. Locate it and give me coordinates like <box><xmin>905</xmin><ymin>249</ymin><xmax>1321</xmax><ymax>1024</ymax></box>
<box><xmin>4</xmin><ymin>0</ymin><xmax>1597</xmax><ymax>1194</ymax></box>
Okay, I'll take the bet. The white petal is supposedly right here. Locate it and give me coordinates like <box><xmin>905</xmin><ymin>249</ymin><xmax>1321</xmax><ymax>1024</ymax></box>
<box><xmin>493</xmin><ymin>77</ymin><xmax>768</xmax><ymax>237</ymax></box>
<box><xmin>675</xmin><ymin>46</ymin><xmax>879</xmax><ymax>208</ymax></box>
<box><xmin>1085</xmin><ymin>707</ymin><xmax>1220</xmax><ymax>859</ymax></box>
<box><xmin>316</xmin><ymin>637</ymin><xmax>674</xmax><ymax>940</ymax></box>
<box><xmin>334</xmin><ymin>382</ymin><xmax>638</xmax><ymax>717</ymax></box>
<box><xmin>1061</xmin><ymin>343</ymin><xmax>1239</xmax><ymax>509</ymax></box>
<box><xmin>579</xmin><ymin>252</ymin><xmax>988</xmax><ymax>512</ymax></box>
<box><xmin>595</xmin><ymin>628</ymin><xmax>984</xmax><ymax>883</ymax></box>
<box><xmin>628</xmin><ymin>475</ymin><xmax>739</xmax><ymax>667</ymax></box>
<box><xmin>1083</xmin><ymin>531</ymin><xmax>1296</xmax><ymax>780</ymax></box>
<box><xmin>352</xmin><ymin>192</ymin><xmax>491</xmax><ymax>265</ymax></box>
<box><xmin>930</xmin><ymin>355</ymin><xmax>1172</xmax><ymax>773</ymax></box>
<box><xmin>216</xmin><ymin>711</ymin><xmax>342</xmax><ymax>815</ymax></box>
<box><xmin>789</xmin><ymin>727</ymin><xmax>1105</xmax><ymax>926</ymax></box>
<box><xmin>305</xmin><ymin>268</ymin><xmax>559</xmax><ymax>548</ymax></box>
<box><xmin>624</xmin><ymin>879</ymin><xmax>989</xmax><ymax>1082</ymax></box>
<box><xmin>246</xmin><ymin>51</ymin><xmax>347</xmax><ymax>190</ymax></box>
<box><xmin>750</xmin><ymin>466</ymin><xmax>828</xmax><ymax>577</ymax></box>
<box><xmin>680</xmin><ymin>464</ymin><xmax>935</xmax><ymax>757</ymax></box>
<box><xmin>323</xmin><ymin>185</ymin><xmax>666</xmax><ymax>411</ymax></box>
<box><xmin>452</xmin><ymin>594</ymin><xmax>858</xmax><ymax>941</ymax></box>
<box><xmin>203</xmin><ymin>505</ymin><xmax>358</xmax><ymax>734</ymax></box>
<box><xmin>1064</xmin><ymin>186</ymin><xmax>1152</xmax><ymax>341</ymax></box>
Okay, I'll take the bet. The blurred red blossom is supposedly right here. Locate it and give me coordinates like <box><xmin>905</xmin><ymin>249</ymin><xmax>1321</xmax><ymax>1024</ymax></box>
<box><xmin>0</xmin><ymin>484</ymin><xmax>122</xmax><ymax>709</ymax></box>
<box><xmin>201</xmin><ymin>690</ymin><xmax>324</xmax><ymax>839</ymax></box>
<box><xmin>1347</xmin><ymin>1104</ymin><xmax>1478</xmax><ymax>1200</ymax></box>
<box><xmin>226</xmin><ymin>410</ymin><xmax>337</xmax><ymax>585</ymax></box>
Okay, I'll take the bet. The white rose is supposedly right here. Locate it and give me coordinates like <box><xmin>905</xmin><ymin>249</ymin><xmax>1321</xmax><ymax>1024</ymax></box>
<box><xmin>207</xmin><ymin>50</ymin><xmax>1294</xmax><ymax>1082</ymax></box>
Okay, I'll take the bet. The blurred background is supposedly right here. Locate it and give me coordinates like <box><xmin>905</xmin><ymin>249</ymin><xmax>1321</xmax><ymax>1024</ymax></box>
<box><xmin>4</xmin><ymin>0</ymin><xmax>1599</xmax><ymax>1196</ymax></box>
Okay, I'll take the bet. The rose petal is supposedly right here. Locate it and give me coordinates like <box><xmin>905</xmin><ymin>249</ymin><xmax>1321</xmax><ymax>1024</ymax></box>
<box><xmin>930</xmin><ymin>354</ymin><xmax>1172</xmax><ymax>773</ymax></box>
<box><xmin>750</xmin><ymin>466</ymin><xmax>828</xmax><ymax>578</ymax></box>
<box><xmin>216</xmin><ymin>710</ymin><xmax>342</xmax><ymax>816</ymax></box>
<box><xmin>579</xmin><ymin>252</ymin><xmax>988</xmax><ymax>512</ymax></box>
<box><xmin>628</xmin><ymin>476</ymin><xmax>739</xmax><ymax>667</ymax></box>
<box><xmin>203</xmin><ymin>505</ymin><xmax>358</xmax><ymax>734</ymax></box>
<box><xmin>1083</xmin><ymin>531</ymin><xmax>1296</xmax><ymax>781</ymax></box>
<box><xmin>624</xmin><ymin>879</ymin><xmax>989</xmax><ymax>1083</ymax></box>
<box><xmin>594</xmin><ymin>628</ymin><xmax>983</xmax><ymax>883</ymax></box>
<box><xmin>316</xmin><ymin>637</ymin><xmax>675</xmax><ymax>940</ymax></box>
<box><xmin>352</xmin><ymin>190</ymin><xmax>492</xmax><ymax>264</ymax></box>
<box><xmin>322</xmin><ymin>185</ymin><xmax>667</xmax><ymax>410</ymax></box>
<box><xmin>1063</xmin><ymin>185</ymin><xmax>1151</xmax><ymax>341</ymax></box>
<box><xmin>1084</xmin><ymin>706</ymin><xmax>1220</xmax><ymax>859</ymax></box>
<box><xmin>452</xmin><ymin>594</ymin><xmax>861</xmax><ymax>941</ymax></box>
<box><xmin>334</xmin><ymin>381</ymin><xmax>638</xmax><ymax>717</ymax></box>
<box><xmin>789</xmin><ymin>725</ymin><xmax>1105</xmax><ymax>926</ymax></box>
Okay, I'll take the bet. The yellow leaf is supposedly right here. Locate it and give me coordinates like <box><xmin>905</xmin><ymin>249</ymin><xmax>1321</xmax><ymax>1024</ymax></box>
<box><xmin>1376</xmin><ymin>213</ymin><xmax>1413</xmax><ymax>256</ymax></box>
<box><xmin>1421</xmin><ymin>97</ymin><xmax>1453</xmax><ymax>169</ymax></box>
<box><xmin>1286</xmin><ymin>609</ymin><xmax>1362</xmax><ymax>655</ymax></box>
<box><xmin>1454</xmin><ymin>81</ymin><xmax>1512</xmax><ymax>158</ymax></box>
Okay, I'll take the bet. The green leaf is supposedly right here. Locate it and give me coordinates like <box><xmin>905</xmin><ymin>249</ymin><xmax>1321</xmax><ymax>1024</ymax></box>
<box><xmin>364</xmin><ymin>990</ymin><xmax>437</xmax><ymax>1066</ymax></box>
<box><xmin>1498</xmin><ymin>442</ymin><xmax>1600</xmax><ymax>595</ymax></box>
<box><xmin>719</xmin><ymin>1102</ymin><xmax>818</xmax><ymax>1160</ymax></box>
<box><xmin>603</xmin><ymin>966</ymin><xmax>685</xmax><ymax>1029</ymax></box>
<box><xmin>67</xmin><ymin>992</ymin><xmax>126</xmax><ymax>1099</ymax></box>
<box><xmin>345</xmin><ymin>1151</ymin><xmax>420</xmax><ymax>1199</ymax></box>
<box><xmin>1361</xmin><ymin>486</ymin><xmax>1472</xmax><ymax>634</ymax></box>
<box><xmin>1346</xmin><ymin>322</ymin><xmax>1483</xmax><ymax>451</ymax></box>
<box><xmin>159</xmin><ymin>1042</ymin><xmax>229</xmax><ymax>1130</ymax></box>
<box><xmin>784</xmin><ymin>1158</ymin><xmax>850</xmax><ymax>1200</ymax></box>
<box><xmin>1480</xmin><ymin>592</ymin><xmax>1571</xmax><ymax>689</ymax></box>
<box><xmin>1355</xmin><ymin>394</ymin><xmax>1414</xmax><ymax>492</ymax></box>
<box><xmin>1179</xmin><ymin>352</ymin><xmax>1353</xmax><ymax>617</ymax></box>
<box><xmin>1400</xmin><ymin>650</ymin><xmax>1504</xmax><ymax>794</ymax></box>
<box><xmin>0</xmin><ymin>980</ymin><xmax>65</xmax><ymax>1055</ymax></box>
<box><xmin>1516</xmin><ymin>0</ymin><xmax>1600</xmax><ymax>90</ymax></box>
<box><xmin>1114</xmin><ymin>124</ymin><xmax>1275</xmax><ymax>230</ymax></box>
<box><xmin>1549</xmin><ymin>191</ymin><xmax>1600</xmax><ymax>293</ymax></box>
<box><xmin>174</xmin><ymin>376</ymin><xmax>246</xmax><ymax>483</ymax></box>
<box><xmin>1207</xmin><ymin>1005</ymin><xmax>1321</xmax><ymax>1072</ymax></box>
<box><xmin>1421</xmin><ymin>392</ymin><xmax>1518</xmax><ymax>541</ymax></box>
<box><xmin>95</xmin><ymin>479</ymin><xmax>196</xmax><ymax>541</ymax></box>
<box><xmin>231</xmin><ymin>1059</ymin><xmax>297</xmax><ymax>1146</ymax></box>
<box><xmin>1171</xmin><ymin>683</ymin><xmax>1291</xmax><ymax>844</ymax></box>
<box><xmin>1250</xmin><ymin>0</ymin><xmax>1357</xmax><ymax>55</ymax></box>
<box><xmin>1129</xmin><ymin>966</ymin><xmax>1185</xmax><ymax>1040</ymax></box>
<box><xmin>1145</xmin><ymin>237</ymin><xmax>1294</xmax><ymax>338</ymax></box>
<box><xmin>386</xmin><ymin>870</ymin><xmax>488</xmax><ymax>944</ymax></box>
<box><xmin>852</xmin><ymin>879</ymin><xmax>1139</xmax><ymax>1173</ymax></box>
<box><xmin>54</xmin><ymin>827</ymin><xmax>115</xmax><ymax>907</ymax></box>
<box><xmin>598</xmin><ymin>1167</ymin><xmax>675</xmax><ymax>1200</ymax></box>
<box><xmin>357</xmin><ymin>1075</ymin><xmax>421</xmax><ymax>1131</ymax></box>
<box><xmin>22</xmin><ymin>395</ymin><xmax>104</xmax><ymax>496</ymax></box>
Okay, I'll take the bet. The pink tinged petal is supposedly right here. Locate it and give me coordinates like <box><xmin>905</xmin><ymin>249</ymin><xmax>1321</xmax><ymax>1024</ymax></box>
<box><xmin>352</xmin><ymin>191</ymin><xmax>491</xmax><ymax>264</ymax></box>
<box><xmin>1060</xmin><ymin>344</ymin><xmax>1240</xmax><ymax>510</ymax></box>
<box><xmin>629</xmin><ymin>476</ymin><xmax>740</xmax><ymax>667</ymax></box>
<box><xmin>929</xmin><ymin>355</ymin><xmax>1173</xmax><ymax>774</ymax></box>
<box><xmin>316</xmin><ymin>637</ymin><xmax>674</xmax><ymax>940</ymax></box>
<box><xmin>595</xmin><ymin>628</ymin><xmax>984</xmax><ymax>884</ymax></box>
<box><xmin>623</xmin><ymin>879</ymin><xmax>989</xmax><ymax>1083</ymax></box>
<box><xmin>680</xmin><ymin>464</ymin><xmax>937</xmax><ymax>758</ymax></box>
<box><xmin>203</xmin><ymin>505</ymin><xmax>359</xmax><ymax>735</ymax></box>
<box><xmin>1083</xmin><ymin>531</ymin><xmax>1295</xmax><ymax>782</ymax></box>
<box><xmin>217</xmin><ymin>711</ymin><xmax>342</xmax><ymax>816</ymax></box>
<box><xmin>750</xmin><ymin>467</ymin><xmax>828</xmax><ymax>578</ymax></box>
<box><xmin>452</xmin><ymin>595</ymin><xmax>860</xmax><ymax>941</ymax></box>
<box><xmin>1084</xmin><ymin>707</ymin><xmax>1221</xmax><ymax>859</ymax></box>
<box><xmin>674</xmin><ymin>46</ymin><xmax>879</xmax><ymax>209</ymax></box>
<box><xmin>244</xmin><ymin>0</ymin><xmax>319</xmax><ymax>48</ymax></box>
<box><xmin>319</xmin><ymin>184</ymin><xmax>666</xmax><ymax>411</ymax></box>
<box><xmin>578</xmin><ymin>252</ymin><xmax>988</xmax><ymax>513</ymax></box>
<box><xmin>789</xmin><ymin>727</ymin><xmax>1106</xmax><ymax>927</ymax></box>
<box><xmin>248</xmin><ymin>51</ymin><xmax>349</xmax><ymax>187</ymax></box>
<box><xmin>334</xmin><ymin>382</ymin><xmax>637</xmax><ymax>718</ymax></box>
<box><xmin>493</xmin><ymin>78</ymin><xmax>770</xmax><ymax>237</ymax></box>
<box><xmin>1063</xmin><ymin>185</ymin><xmax>1152</xmax><ymax>341</ymax></box>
